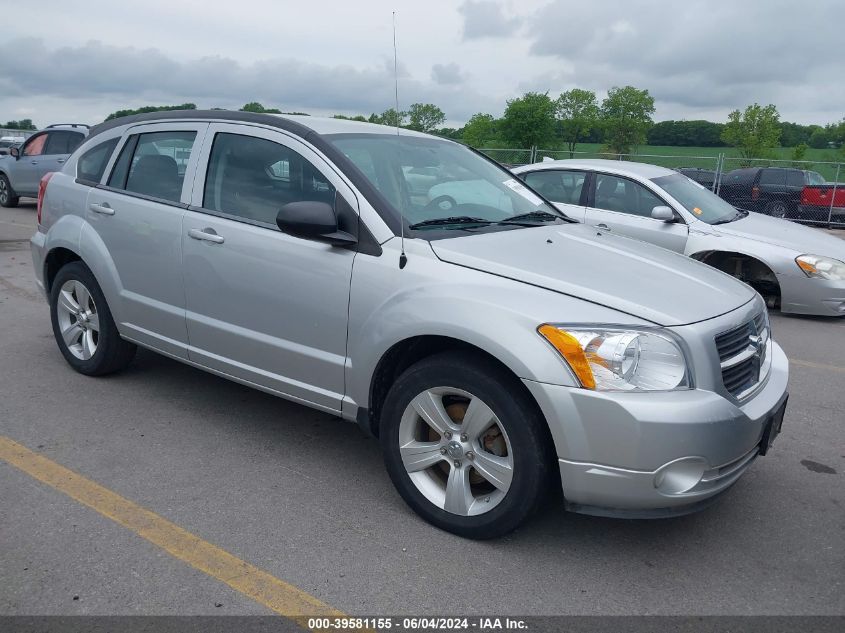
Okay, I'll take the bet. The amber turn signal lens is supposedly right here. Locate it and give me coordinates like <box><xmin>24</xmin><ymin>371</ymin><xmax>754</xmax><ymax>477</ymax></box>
<box><xmin>538</xmin><ymin>325</ymin><xmax>596</xmax><ymax>389</ymax></box>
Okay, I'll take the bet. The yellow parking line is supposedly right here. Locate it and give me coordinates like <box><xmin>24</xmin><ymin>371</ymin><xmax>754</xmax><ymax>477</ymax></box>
<box><xmin>0</xmin><ymin>435</ymin><xmax>344</xmax><ymax>629</ymax></box>
<box><xmin>790</xmin><ymin>358</ymin><xmax>845</xmax><ymax>373</ymax></box>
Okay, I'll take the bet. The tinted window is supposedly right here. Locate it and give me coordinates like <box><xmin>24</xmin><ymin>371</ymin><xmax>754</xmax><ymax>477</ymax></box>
<box><xmin>786</xmin><ymin>171</ymin><xmax>805</xmax><ymax>187</ymax></box>
<box><xmin>108</xmin><ymin>131</ymin><xmax>197</xmax><ymax>203</ymax></box>
<box><xmin>522</xmin><ymin>170</ymin><xmax>586</xmax><ymax>205</ymax></box>
<box><xmin>22</xmin><ymin>133</ymin><xmax>47</xmax><ymax>157</ymax></box>
<box><xmin>807</xmin><ymin>171</ymin><xmax>826</xmax><ymax>185</ymax></box>
<box><xmin>77</xmin><ymin>138</ymin><xmax>120</xmax><ymax>183</ymax></box>
<box><xmin>203</xmin><ymin>133</ymin><xmax>335</xmax><ymax>226</ymax></box>
<box><xmin>45</xmin><ymin>130</ymin><xmax>84</xmax><ymax>155</ymax></box>
<box><xmin>760</xmin><ymin>169</ymin><xmax>785</xmax><ymax>186</ymax></box>
<box><xmin>593</xmin><ymin>173</ymin><xmax>664</xmax><ymax>217</ymax></box>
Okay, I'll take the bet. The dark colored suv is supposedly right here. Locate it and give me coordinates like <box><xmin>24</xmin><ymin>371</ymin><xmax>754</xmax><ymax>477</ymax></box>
<box><xmin>718</xmin><ymin>167</ymin><xmax>826</xmax><ymax>219</ymax></box>
<box><xmin>677</xmin><ymin>167</ymin><xmax>716</xmax><ymax>189</ymax></box>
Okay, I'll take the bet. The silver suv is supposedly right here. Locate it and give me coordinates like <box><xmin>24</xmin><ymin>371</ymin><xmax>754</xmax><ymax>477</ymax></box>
<box><xmin>31</xmin><ymin>111</ymin><xmax>789</xmax><ymax>538</ymax></box>
<box><xmin>0</xmin><ymin>124</ymin><xmax>88</xmax><ymax>206</ymax></box>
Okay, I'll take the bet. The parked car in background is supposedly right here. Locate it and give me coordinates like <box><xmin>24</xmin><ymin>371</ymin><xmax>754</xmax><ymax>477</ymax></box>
<box><xmin>676</xmin><ymin>167</ymin><xmax>716</xmax><ymax>189</ymax></box>
<box><xmin>514</xmin><ymin>159</ymin><xmax>845</xmax><ymax>316</ymax></box>
<box><xmin>32</xmin><ymin>110</ymin><xmax>789</xmax><ymax>538</ymax></box>
<box><xmin>799</xmin><ymin>182</ymin><xmax>845</xmax><ymax>222</ymax></box>
<box><xmin>718</xmin><ymin>167</ymin><xmax>827</xmax><ymax>220</ymax></box>
<box><xmin>0</xmin><ymin>124</ymin><xmax>88</xmax><ymax>206</ymax></box>
<box><xmin>0</xmin><ymin>136</ymin><xmax>25</xmax><ymax>155</ymax></box>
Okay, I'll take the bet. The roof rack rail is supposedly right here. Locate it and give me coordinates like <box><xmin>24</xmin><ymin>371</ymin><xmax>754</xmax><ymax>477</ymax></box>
<box><xmin>45</xmin><ymin>123</ymin><xmax>90</xmax><ymax>129</ymax></box>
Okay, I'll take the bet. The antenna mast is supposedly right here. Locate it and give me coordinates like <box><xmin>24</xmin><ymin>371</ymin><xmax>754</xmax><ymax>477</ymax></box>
<box><xmin>393</xmin><ymin>11</ymin><xmax>407</xmax><ymax>269</ymax></box>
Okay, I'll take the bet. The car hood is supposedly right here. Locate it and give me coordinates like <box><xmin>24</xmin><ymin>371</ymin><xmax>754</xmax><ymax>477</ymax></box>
<box><xmin>708</xmin><ymin>212</ymin><xmax>845</xmax><ymax>258</ymax></box>
<box><xmin>430</xmin><ymin>224</ymin><xmax>756</xmax><ymax>326</ymax></box>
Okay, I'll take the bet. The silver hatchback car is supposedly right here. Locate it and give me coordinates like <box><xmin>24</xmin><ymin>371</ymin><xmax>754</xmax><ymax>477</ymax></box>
<box><xmin>31</xmin><ymin>111</ymin><xmax>789</xmax><ymax>538</ymax></box>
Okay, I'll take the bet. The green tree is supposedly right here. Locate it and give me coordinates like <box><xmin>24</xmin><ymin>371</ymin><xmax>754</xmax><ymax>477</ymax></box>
<box><xmin>406</xmin><ymin>103</ymin><xmax>446</xmax><ymax>133</ymax></box>
<box><xmin>375</xmin><ymin>108</ymin><xmax>407</xmax><ymax>127</ymax></box>
<box><xmin>333</xmin><ymin>114</ymin><xmax>368</xmax><ymax>122</ymax></box>
<box><xmin>555</xmin><ymin>89</ymin><xmax>599</xmax><ymax>157</ymax></box>
<box><xmin>240</xmin><ymin>102</ymin><xmax>282</xmax><ymax>114</ymax></box>
<box><xmin>600</xmin><ymin>86</ymin><xmax>655</xmax><ymax>156</ymax></box>
<box><xmin>461</xmin><ymin>113</ymin><xmax>497</xmax><ymax>147</ymax></box>
<box><xmin>104</xmin><ymin>103</ymin><xmax>197</xmax><ymax>122</ymax></box>
<box><xmin>500</xmin><ymin>92</ymin><xmax>556</xmax><ymax>149</ymax></box>
<box><xmin>721</xmin><ymin>103</ymin><xmax>782</xmax><ymax>159</ymax></box>
<box><xmin>791</xmin><ymin>143</ymin><xmax>809</xmax><ymax>165</ymax></box>
<box><xmin>3</xmin><ymin>118</ymin><xmax>36</xmax><ymax>130</ymax></box>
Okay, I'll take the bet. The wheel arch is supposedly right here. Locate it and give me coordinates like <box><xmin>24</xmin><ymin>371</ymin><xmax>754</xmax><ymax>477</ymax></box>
<box><xmin>362</xmin><ymin>335</ymin><xmax>549</xmax><ymax>442</ymax></box>
<box><xmin>691</xmin><ymin>250</ymin><xmax>781</xmax><ymax>307</ymax></box>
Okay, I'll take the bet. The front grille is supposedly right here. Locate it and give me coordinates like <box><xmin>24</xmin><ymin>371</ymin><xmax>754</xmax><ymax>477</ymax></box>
<box><xmin>715</xmin><ymin>311</ymin><xmax>769</xmax><ymax>398</ymax></box>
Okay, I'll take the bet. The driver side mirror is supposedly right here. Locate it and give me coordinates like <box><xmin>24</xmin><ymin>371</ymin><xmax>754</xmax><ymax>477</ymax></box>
<box><xmin>9</xmin><ymin>146</ymin><xmax>19</xmax><ymax>159</ymax></box>
<box><xmin>651</xmin><ymin>205</ymin><xmax>675</xmax><ymax>222</ymax></box>
<box><xmin>276</xmin><ymin>201</ymin><xmax>357</xmax><ymax>246</ymax></box>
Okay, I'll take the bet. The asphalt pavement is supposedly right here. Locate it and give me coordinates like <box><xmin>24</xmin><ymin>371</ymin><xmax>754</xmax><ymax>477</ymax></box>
<box><xmin>1</xmin><ymin>202</ymin><xmax>843</xmax><ymax>617</ymax></box>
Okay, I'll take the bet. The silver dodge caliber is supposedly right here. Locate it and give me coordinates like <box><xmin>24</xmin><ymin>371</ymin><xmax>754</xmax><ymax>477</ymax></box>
<box><xmin>31</xmin><ymin>111</ymin><xmax>789</xmax><ymax>539</ymax></box>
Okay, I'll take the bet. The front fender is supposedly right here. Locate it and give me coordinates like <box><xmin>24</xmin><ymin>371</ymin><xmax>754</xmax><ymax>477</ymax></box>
<box><xmin>346</xmin><ymin>238</ymin><xmax>649</xmax><ymax>412</ymax></box>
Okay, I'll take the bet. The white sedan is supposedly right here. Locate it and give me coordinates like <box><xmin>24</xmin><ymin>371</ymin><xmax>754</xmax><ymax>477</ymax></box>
<box><xmin>513</xmin><ymin>159</ymin><xmax>845</xmax><ymax>317</ymax></box>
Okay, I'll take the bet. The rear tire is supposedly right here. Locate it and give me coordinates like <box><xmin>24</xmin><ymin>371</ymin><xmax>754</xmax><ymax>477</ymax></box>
<box><xmin>0</xmin><ymin>174</ymin><xmax>19</xmax><ymax>208</ymax></box>
<box><xmin>380</xmin><ymin>352</ymin><xmax>553</xmax><ymax>539</ymax></box>
<box><xmin>50</xmin><ymin>261</ymin><xmax>136</xmax><ymax>376</ymax></box>
<box><xmin>764</xmin><ymin>200</ymin><xmax>788</xmax><ymax>219</ymax></box>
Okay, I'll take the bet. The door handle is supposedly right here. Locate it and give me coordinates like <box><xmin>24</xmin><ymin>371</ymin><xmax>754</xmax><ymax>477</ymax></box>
<box><xmin>31</xmin><ymin>161</ymin><xmax>39</xmax><ymax>165</ymax></box>
<box><xmin>89</xmin><ymin>203</ymin><xmax>114</xmax><ymax>215</ymax></box>
<box><xmin>597</xmin><ymin>223</ymin><xmax>611</xmax><ymax>231</ymax></box>
<box><xmin>189</xmin><ymin>228</ymin><xmax>225</xmax><ymax>244</ymax></box>
<box><xmin>56</xmin><ymin>158</ymin><xmax>66</xmax><ymax>164</ymax></box>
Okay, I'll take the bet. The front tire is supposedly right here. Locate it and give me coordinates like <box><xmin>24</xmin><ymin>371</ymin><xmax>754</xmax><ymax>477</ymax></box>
<box><xmin>0</xmin><ymin>174</ymin><xmax>19</xmax><ymax>208</ymax></box>
<box><xmin>50</xmin><ymin>261</ymin><xmax>136</xmax><ymax>376</ymax></box>
<box><xmin>380</xmin><ymin>352</ymin><xmax>553</xmax><ymax>539</ymax></box>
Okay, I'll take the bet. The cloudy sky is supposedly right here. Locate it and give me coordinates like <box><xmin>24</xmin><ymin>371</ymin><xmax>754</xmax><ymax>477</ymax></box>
<box><xmin>1</xmin><ymin>0</ymin><xmax>842</xmax><ymax>128</ymax></box>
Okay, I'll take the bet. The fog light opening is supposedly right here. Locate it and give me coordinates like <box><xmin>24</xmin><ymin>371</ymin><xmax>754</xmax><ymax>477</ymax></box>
<box><xmin>654</xmin><ymin>458</ymin><xmax>707</xmax><ymax>495</ymax></box>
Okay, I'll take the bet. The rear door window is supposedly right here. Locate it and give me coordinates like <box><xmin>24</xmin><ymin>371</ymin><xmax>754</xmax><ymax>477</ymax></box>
<box><xmin>786</xmin><ymin>171</ymin><xmax>805</xmax><ymax>187</ymax></box>
<box><xmin>107</xmin><ymin>131</ymin><xmax>197</xmax><ymax>203</ymax></box>
<box><xmin>759</xmin><ymin>169</ymin><xmax>786</xmax><ymax>186</ymax></box>
<box><xmin>522</xmin><ymin>170</ymin><xmax>587</xmax><ymax>204</ymax></box>
<box><xmin>45</xmin><ymin>131</ymin><xmax>85</xmax><ymax>155</ymax></box>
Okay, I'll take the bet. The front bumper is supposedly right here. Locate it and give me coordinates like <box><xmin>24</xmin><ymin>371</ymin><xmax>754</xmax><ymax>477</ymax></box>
<box><xmin>522</xmin><ymin>341</ymin><xmax>789</xmax><ymax>518</ymax></box>
<box><xmin>779</xmin><ymin>273</ymin><xmax>845</xmax><ymax>316</ymax></box>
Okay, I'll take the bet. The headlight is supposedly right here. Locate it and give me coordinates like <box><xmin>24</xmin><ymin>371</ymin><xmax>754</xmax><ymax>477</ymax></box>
<box><xmin>796</xmin><ymin>255</ymin><xmax>845</xmax><ymax>281</ymax></box>
<box><xmin>538</xmin><ymin>325</ymin><xmax>691</xmax><ymax>391</ymax></box>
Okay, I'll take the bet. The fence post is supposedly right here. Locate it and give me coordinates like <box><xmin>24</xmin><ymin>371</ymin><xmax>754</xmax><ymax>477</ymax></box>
<box><xmin>715</xmin><ymin>153</ymin><xmax>725</xmax><ymax>197</ymax></box>
<box><xmin>529</xmin><ymin>146</ymin><xmax>537</xmax><ymax>164</ymax></box>
<box><xmin>829</xmin><ymin>164</ymin><xmax>841</xmax><ymax>229</ymax></box>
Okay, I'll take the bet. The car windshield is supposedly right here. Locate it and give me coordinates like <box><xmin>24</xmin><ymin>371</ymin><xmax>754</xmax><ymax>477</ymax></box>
<box><xmin>326</xmin><ymin>133</ymin><xmax>563</xmax><ymax>231</ymax></box>
<box><xmin>652</xmin><ymin>173</ymin><xmax>741</xmax><ymax>225</ymax></box>
<box><xmin>807</xmin><ymin>171</ymin><xmax>826</xmax><ymax>185</ymax></box>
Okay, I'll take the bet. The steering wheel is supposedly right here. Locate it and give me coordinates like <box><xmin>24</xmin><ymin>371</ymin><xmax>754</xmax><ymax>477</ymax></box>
<box><xmin>423</xmin><ymin>195</ymin><xmax>457</xmax><ymax>213</ymax></box>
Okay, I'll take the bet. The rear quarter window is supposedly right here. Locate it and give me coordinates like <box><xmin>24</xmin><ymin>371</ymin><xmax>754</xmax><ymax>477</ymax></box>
<box><xmin>77</xmin><ymin>138</ymin><xmax>120</xmax><ymax>184</ymax></box>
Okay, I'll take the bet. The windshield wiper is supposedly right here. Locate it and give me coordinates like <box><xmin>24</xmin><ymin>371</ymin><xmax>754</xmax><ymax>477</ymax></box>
<box><xmin>498</xmin><ymin>210</ymin><xmax>567</xmax><ymax>225</ymax></box>
<box><xmin>408</xmin><ymin>216</ymin><xmax>494</xmax><ymax>230</ymax></box>
<box><xmin>711</xmin><ymin>209</ymin><xmax>749</xmax><ymax>225</ymax></box>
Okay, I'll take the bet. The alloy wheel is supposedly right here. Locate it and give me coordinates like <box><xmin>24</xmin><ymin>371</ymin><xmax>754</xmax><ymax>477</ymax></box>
<box><xmin>398</xmin><ymin>387</ymin><xmax>514</xmax><ymax>516</ymax></box>
<box><xmin>56</xmin><ymin>280</ymin><xmax>100</xmax><ymax>360</ymax></box>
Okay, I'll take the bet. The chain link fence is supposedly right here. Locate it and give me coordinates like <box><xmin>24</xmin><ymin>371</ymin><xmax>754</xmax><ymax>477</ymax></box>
<box><xmin>479</xmin><ymin>145</ymin><xmax>844</xmax><ymax>229</ymax></box>
<box><xmin>476</xmin><ymin>148</ymin><xmax>534</xmax><ymax>167</ymax></box>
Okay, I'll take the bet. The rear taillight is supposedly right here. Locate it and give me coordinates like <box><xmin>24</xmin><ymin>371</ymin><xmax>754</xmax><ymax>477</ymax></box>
<box><xmin>751</xmin><ymin>186</ymin><xmax>759</xmax><ymax>201</ymax></box>
<box><xmin>801</xmin><ymin>187</ymin><xmax>810</xmax><ymax>205</ymax></box>
<box><xmin>37</xmin><ymin>172</ymin><xmax>54</xmax><ymax>225</ymax></box>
